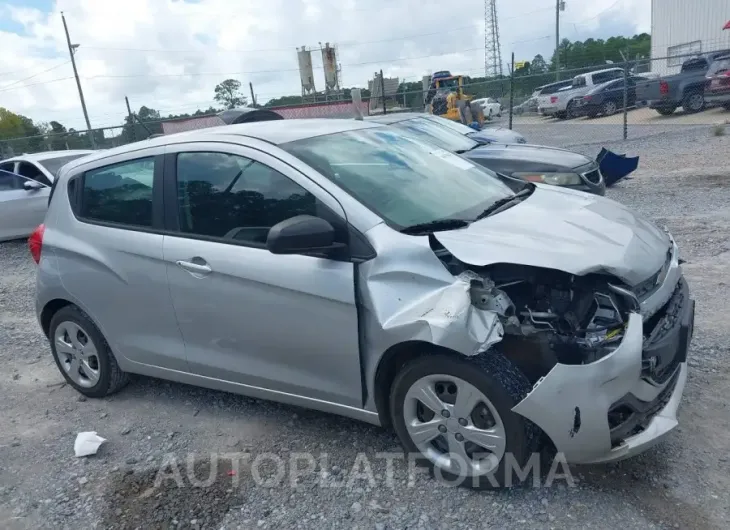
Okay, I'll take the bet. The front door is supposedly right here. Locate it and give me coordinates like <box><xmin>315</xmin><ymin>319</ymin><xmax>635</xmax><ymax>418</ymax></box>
<box><xmin>0</xmin><ymin>172</ymin><xmax>49</xmax><ymax>241</ymax></box>
<box><xmin>161</xmin><ymin>144</ymin><xmax>363</xmax><ymax>407</ymax></box>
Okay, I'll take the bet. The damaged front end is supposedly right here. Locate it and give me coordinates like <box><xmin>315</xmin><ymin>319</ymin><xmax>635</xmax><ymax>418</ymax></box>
<box><xmin>361</xmin><ymin>220</ymin><xmax>692</xmax><ymax>464</ymax></box>
<box><xmin>433</xmin><ymin>234</ymin><xmax>693</xmax><ymax>463</ymax></box>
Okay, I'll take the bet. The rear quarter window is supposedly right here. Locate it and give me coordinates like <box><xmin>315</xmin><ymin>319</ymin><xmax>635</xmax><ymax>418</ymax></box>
<box><xmin>78</xmin><ymin>157</ymin><xmax>155</xmax><ymax>228</ymax></box>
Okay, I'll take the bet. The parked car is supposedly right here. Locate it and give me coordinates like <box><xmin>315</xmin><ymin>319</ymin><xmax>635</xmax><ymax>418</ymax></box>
<box><xmin>542</xmin><ymin>68</ymin><xmax>626</xmax><ymax>119</ymax></box>
<box><xmin>365</xmin><ymin>113</ymin><xmax>607</xmax><ymax>195</ymax></box>
<box><xmin>704</xmin><ymin>54</ymin><xmax>730</xmax><ymax>110</ymax></box>
<box><xmin>0</xmin><ymin>150</ymin><xmax>94</xmax><ymax>186</ymax></box>
<box><xmin>535</xmin><ymin>80</ymin><xmax>574</xmax><ymax>117</ymax></box>
<box><xmin>419</xmin><ymin>113</ymin><xmax>527</xmax><ymax>144</ymax></box>
<box><xmin>574</xmin><ymin>76</ymin><xmax>645</xmax><ymax>118</ymax></box>
<box><xmin>0</xmin><ymin>169</ymin><xmax>50</xmax><ymax>242</ymax></box>
<box><xmin>32</xmin><ymin>118</ymin><xmax>693</xmax><ymax>487</ymax></box>
<box><xmin>472</xmin><ymin>97</ymin><xmax>502</xmax><ymax>118</ymax></box>
<box><xmin>635</xmin><ymin>50</ymin><xmax>730</xmax><ymax>115</ymax></box>
<box><xmin>512</xmin><ymin>97</ymin><xmax>538</xmax><ymax>115</ymax></box>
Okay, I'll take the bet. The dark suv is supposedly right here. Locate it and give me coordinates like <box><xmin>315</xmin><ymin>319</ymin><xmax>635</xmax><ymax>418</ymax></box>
<box><xmin>704</xmin><ymin>55</ymin><xmax>730</xmax><ymax>110</ymax></box>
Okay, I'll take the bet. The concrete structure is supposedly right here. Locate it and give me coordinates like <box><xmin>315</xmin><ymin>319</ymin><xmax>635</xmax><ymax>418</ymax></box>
<box><xmin>650</xmin><ymin>0</ymin><xmax>730</xmax><ymax>75</ymax></box>
<box><xmin>297</xmin><ymin>47</ymin><xmax>316</xmax><ymax>97</ymax></box>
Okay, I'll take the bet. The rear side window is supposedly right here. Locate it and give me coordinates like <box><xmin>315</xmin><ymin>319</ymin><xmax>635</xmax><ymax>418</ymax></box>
<box><xmin>80</xmin><ymin>157</ymin><xmax>155</xmax><ymax>227</ymax></box>
<box><xmin>592</xmin><ymin>70</ymin><xmax>623</xmax><ymax>84</ymax></box>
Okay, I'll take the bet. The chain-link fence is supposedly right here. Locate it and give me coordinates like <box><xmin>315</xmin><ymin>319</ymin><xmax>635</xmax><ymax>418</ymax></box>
<box><xmin>3</xmin><ymin>45</ymin><xmax>729</xmax><ymax>159</ymax></box>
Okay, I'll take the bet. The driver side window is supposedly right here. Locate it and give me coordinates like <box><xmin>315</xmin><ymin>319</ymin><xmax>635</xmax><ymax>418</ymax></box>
<box><xmin>174</xmin><ymin>152</ymin><xmax>338</xmax><ymax>247</ymax></box>
<box><xmin>17</xmin><ymin>162</ymin><xmax>51</xmax><ymax>187</ymax></box>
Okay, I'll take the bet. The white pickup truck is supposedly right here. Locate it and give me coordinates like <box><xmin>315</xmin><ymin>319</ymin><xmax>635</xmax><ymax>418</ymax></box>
<box><xmin>539</xmin><ymin>67</ymin><xmax>625</xmax><ymax>119</ymax></box>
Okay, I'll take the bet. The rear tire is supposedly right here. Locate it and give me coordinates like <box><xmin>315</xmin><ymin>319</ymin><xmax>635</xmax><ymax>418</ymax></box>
<box><xmin>655</xmin><ymin>106</ymin><xmax>677</xmax><ymax>116</ymax></box>
<box><xmin>389</xmin><ymin>351</ymin><xmax>539</xmax><ymax>489</ymax></box>
<box><xmin>722</xmin><ymin>103</ymin><xmax>730</xmax><ymax>111</ymax></box>
<box><xmin>49</xmin><ymin>305</ymin><xmax>129</xmax><ymax>398</ymax></box>
<box><xmin>682</xmin><ymin>91</ymin><xmax>704</xmax><ymax>113</ymax></box>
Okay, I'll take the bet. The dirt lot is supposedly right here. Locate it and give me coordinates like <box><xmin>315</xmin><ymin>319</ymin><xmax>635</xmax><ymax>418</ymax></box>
<box><xmin>1</xmin><ymin>124</ymin><xmax>729</xmax><ymax>529</ymax></box>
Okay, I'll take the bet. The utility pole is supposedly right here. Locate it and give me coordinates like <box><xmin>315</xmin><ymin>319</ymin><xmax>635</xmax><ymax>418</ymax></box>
<box><xmin>555</xmin><ymin>1</ymin><xmax>565</xmax><ymax>81</ymax></box>
<box><xmin>249</xmin><ymin>82</ymin><xmax>257</xmax><ymax>107</ymax></box>
<box><xmin>61</xmin><ymin>12</ymin><xmax>95</xmax><ymax>149</ymax></box>
<box><xmin>124</xmin><ymin>96</ymin><xmax>135</xmax><ymax>142</ymax></box>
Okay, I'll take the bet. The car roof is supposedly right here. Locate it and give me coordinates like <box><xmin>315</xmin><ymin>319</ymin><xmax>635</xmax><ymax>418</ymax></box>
<box><xmin>3</xmin><ymin>150</ymin><xmax>94</xmax><ymax>163</ymax></box>
<box><xmin>60</xmin><ymin>119</ymin><xmax>384</xmax><ymax>173</ymax></box>
<box><xmin>364</xmin><ymin>113</ymin><xmax>424</xmax><ymax>125</ymax></box>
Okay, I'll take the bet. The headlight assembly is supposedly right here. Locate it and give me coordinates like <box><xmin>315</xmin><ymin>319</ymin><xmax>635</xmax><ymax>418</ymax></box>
<box><xmin>512</xmin><ymin>172</ymin><xmax>583</xmax><ymax>186</ymax></box>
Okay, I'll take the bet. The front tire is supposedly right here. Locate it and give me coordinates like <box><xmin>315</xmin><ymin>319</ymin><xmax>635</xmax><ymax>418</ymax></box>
<box><xmin>389</xmin><ymin>351</ymin><xmax>538</xmax><ymax>489</ymax></box>
<box><xmin>49</xmin><ymin>305</ymin><xmax>129</xmax><ymax>398</ymax></box>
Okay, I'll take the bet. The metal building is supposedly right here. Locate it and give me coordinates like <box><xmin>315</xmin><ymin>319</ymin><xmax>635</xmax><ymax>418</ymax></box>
<box><xmin>650</xmin><ymin>0</ymin><xmax>730</xmax><ymax>75</ymax></box>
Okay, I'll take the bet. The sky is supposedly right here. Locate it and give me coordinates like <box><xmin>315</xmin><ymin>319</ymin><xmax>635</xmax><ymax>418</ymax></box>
<box><xmin>0</xmin><ymin>0</ymin><xmax>651</xmax><ymax>131</ymax></box>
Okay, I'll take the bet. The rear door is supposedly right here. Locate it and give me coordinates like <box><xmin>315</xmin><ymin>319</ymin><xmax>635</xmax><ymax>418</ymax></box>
<box><xmin>0</xmin><ymin>171</ymin><xmax>49</xmax><ymax>241</ymax></box>
<box><xmin>57</xmin><ymin>151</ymin><xmax>188</xmax><ymax>372</ymax></box>
<box><xmin>161</xmin><ymin>142</ymin><xmax>363</xmax><ymax>407</ymax></box>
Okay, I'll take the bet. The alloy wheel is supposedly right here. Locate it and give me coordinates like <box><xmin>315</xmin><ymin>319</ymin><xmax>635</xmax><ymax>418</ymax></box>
<box><xmin>402</xmin><ymin>374</ymin><xmax>506</xmax><ymax>477</ymax></box>
<box><xmin>54</xmin><ymin>321</ymin><xmax>101</xmax><ymax>388</ymax></box>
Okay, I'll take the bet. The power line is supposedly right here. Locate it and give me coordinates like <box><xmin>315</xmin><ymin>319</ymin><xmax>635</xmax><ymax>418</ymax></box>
<box><xmin>0</xmin><ymin>60</ymin><xmax>71</xmax><ymax>90</ymax></box>
<box><xmin>0</xmin><ymin>77</ymin><xmax>75</xmax><ymax>93</ymax></box>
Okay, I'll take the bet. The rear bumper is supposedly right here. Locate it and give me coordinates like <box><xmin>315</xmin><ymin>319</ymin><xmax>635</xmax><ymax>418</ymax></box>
<box><xmin>512</xmin><ymin>247</ymin><xmax>693</xmax><ymax>464</ymax></box>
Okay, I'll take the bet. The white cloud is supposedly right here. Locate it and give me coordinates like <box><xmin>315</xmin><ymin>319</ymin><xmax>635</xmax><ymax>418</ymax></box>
<box><xmin>0</xmin><ymin>0</ymin><xmax>650</xmax><ymax>131</ymax></box>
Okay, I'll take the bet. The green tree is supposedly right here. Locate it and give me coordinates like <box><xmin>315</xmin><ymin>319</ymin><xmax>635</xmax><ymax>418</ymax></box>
<box><xmin>214</xmin><ymin>79</ymin><xmax>247</xmax><ymax>109</ymax></box>
<box><xmin>531</xmin><ymin>54</ymin><xmax>548</xmax><ymax>73</ymax></box>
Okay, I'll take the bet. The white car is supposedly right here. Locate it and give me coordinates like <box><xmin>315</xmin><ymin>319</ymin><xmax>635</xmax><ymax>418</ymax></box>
<box><xmin>0</xmin><ymin>150</ymin><xmax>94</xmax><ymax>242</ymax></box>
<box><xmin>540</xmin><ymin>68</ymin><xmax>625</xmax><ymax>119</ymax></box>
<box><xmin>0</xmin><ymin>150</ymin><xmax>94</xmax><ymax>186</ymax></box>
<box><xmin>472</xmin><ymin>97</ymin><xmax>502</xmax><ymax>118</ymax></box>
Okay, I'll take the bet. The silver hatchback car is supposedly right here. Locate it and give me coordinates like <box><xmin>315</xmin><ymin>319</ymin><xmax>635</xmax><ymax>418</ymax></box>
<box><xmin>33</xmin><ymin>119</ymin><xmax>694</xmax><ymax>487</ymax></box>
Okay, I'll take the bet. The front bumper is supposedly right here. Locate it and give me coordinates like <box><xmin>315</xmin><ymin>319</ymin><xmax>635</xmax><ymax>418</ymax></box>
<box><xmin>512</xmin><ymin>244</ymin><xmax>694</xmax><ymax>464</ymax></box>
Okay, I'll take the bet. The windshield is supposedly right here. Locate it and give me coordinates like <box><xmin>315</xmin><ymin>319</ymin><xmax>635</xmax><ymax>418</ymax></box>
<box><xmin>38</xmin><ymin>153</ymin><xmax>91</xmax><ymax>177</ymax></box>
<box><xmin>389</xmin><ymin>117</ymin><xmax>479</xmax><ymax>153</ymax></box>
<box><xmin>282</xmin><ymin>128</ymin><xmax>513</xmax><ymax>230</ymax></box>
<box><xmin>421</xmin><ymin>114</ymin><xmax>476</xmax><ymax>135</ymax></box>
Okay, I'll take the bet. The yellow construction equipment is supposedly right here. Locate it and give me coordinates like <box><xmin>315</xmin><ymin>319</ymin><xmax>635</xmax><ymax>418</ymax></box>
<box><xmin>425</xmin><ymin>75</ymin><xmax>485</xmax><ymax>127</ymax></box>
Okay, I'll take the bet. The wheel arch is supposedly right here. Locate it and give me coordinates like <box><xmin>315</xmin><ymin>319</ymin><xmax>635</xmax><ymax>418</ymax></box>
<box><xmin>40</xmin><ymin>298</ymin><xmax>74</xmax><ymax>338</ymax></box>
<box><xmin>373</xmin><ymin>341</ymin><xmax>477</xmax><ymax>429</ymax></box>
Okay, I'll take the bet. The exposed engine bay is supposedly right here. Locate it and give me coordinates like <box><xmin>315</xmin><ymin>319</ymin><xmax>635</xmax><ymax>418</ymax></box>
<box><xmin>431</xmin><ymin>237</ymin><xmax>632</xmax><ymax>381</ymax></box>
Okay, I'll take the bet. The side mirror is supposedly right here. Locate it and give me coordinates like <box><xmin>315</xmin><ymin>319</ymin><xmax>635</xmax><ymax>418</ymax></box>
<box><xmin>266</xmin><ymin>215</ymin><xmax>338</xmax><ymax>255</ymax></box>
<box><xmin>24</xmin><ymin>180</ymin><xmax>44</xmax><ymax>191</ymax></box>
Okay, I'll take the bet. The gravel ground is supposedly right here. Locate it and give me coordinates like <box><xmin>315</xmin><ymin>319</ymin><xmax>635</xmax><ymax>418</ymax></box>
<box><xmin>1</xmin><ymin>124</ymin><xmax>729</xmax><ymax>530</ymax></box>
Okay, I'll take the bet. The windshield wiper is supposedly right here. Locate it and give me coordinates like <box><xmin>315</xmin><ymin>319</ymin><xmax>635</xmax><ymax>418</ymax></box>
<box><xmin>454</xmin><ymin>143</ymin><xmax>482</xmax><ymax>154</ymax></box>
<box><xmin>399</xmin><ymin>218</ymin><xmax>471</xmax><ymax>235</ymax></box>
<box><xmin>474</xmin><ymin>188</ymin><xmax>533</xmax><ymax>221</ymax></box>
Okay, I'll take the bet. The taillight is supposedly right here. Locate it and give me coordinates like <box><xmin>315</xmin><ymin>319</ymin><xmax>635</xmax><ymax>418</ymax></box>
<box><xmin>659</xmin><ymin>80</ymin><xmax>669</xmax><ymax>95</ymax></box>
<box><xmin>550</xmin><ymin>96</ymin><xmax>558</xmax><ymax>103</ymax></box>
<box><xmin>29</xmin><ymin>224</ymin><xmax>45</xmax><ymax>264</ymax></box>
<box><xmin>584</xmin><ymin>95</ymin><xmax>592</xmax><ymax>101</ymax></box>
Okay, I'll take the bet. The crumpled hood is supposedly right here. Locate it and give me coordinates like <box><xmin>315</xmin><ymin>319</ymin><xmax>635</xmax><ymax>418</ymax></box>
<box><xmin>433</xmin><ymin>185</ymin><xmax>671</xmax><ymax>286</ymax></box>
